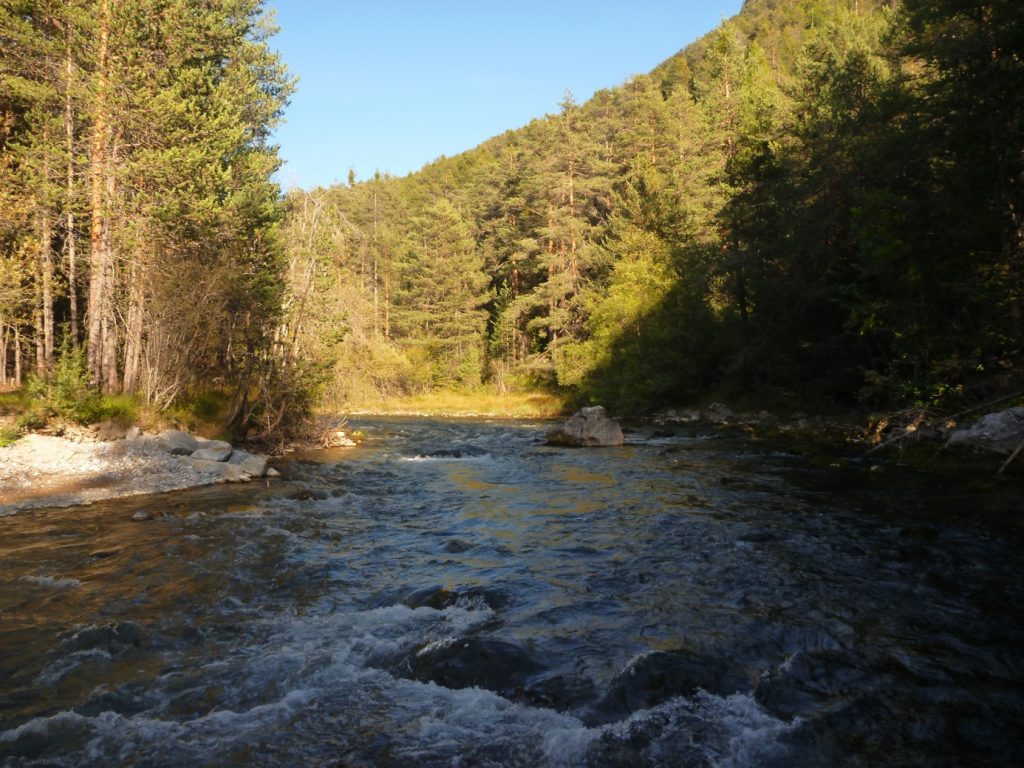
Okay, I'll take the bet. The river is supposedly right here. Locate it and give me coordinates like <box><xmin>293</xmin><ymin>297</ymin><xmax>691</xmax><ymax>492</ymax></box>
<box><xmin>1</xmin><ymin>417</ymin><xmax>1022</xmax><ymax>767</ymax></box>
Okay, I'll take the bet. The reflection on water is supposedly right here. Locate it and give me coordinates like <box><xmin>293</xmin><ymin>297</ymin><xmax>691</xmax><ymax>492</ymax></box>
<box><xmin>1</xmin><ymin>417</ymin><xmax>1022</xmax><ymax>767</ymax></box>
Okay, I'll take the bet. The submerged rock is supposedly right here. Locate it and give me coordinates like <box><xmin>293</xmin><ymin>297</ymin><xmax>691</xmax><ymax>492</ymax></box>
<box><xmin>546</xmin><ymin>406</ymin><xmax>624</xmax><ymax>447</ymax></box>
<box><xmin>944</xmin><ymin>407</ymin><xmax>1024</xmax><ymax>457</ymax></box>
<box><xmin>397</xmin><ymin>636</ymin><xmax>546</xmax><ymax>698</ymax></box>
<box><xmin>586</xmin><ymin>649</ymin><xmax>749</xmax><ymax>725</ymax></box>
<box><xmin>755</xmin><ymin>649</ymin><xmax>888</xmax><ymax>721</ymax></box>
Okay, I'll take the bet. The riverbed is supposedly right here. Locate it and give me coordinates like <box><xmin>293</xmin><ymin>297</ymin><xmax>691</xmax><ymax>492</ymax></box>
<box><xmin>1</xmin><ymin>417</ymin><xmax>1021</xmax><ymax>767</ymax></box>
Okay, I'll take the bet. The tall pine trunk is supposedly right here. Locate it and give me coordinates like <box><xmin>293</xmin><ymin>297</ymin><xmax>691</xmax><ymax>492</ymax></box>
<box><xmin>87</xmin><ymin>0</ymin><xmax>111</xmax><ymax>389</ymax></box>
<box><xmin>0</xmin><ymin>321</ymin><xmax>7</xmax><ymax>386</ymax></box>
<box><xmin>65</xmin><ymin>23</ymin><xmax>79</xmax><ymax>348</ymax></box>
<box><xmin>122</xmin><ymin>258</ymin><xmax>144</xmax><ymax>393</ymax></box>
<box><xmin>39</xmin><ymin>208</ymin><xmax>54</xmax><ymax>369</ymax></box>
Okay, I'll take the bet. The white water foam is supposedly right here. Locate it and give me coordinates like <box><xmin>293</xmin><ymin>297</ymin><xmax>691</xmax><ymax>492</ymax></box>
<box><xmin>400</xmin><ymin>453</ymin><xmax>494</xmax><ymax>464</ymax></box>
<box><xmin>20</xmin><ymin>575</ymin><xmax>81</xmax><ymax>590</ymax></box>
<box><xmin>3</xmin><ymin>594</ymin><xmax>793</xmax><ymax>767</ymax></box>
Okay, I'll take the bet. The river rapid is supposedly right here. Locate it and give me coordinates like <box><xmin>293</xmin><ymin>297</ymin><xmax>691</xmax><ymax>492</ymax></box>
<box><xmin>1</xmin><ymin>417</ymin><xmax>1022</xmax><ymax>767</ymax></box>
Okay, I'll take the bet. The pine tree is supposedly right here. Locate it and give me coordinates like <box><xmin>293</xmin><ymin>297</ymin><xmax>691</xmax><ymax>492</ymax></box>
<box><xmin>394</xmin><ymin>199</ymin><xmax>490</xmax><ymax>388</ymax></box>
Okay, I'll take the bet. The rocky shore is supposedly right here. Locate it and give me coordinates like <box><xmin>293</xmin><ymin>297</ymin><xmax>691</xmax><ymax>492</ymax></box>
<box><xmin>0</xmin><ymin>428</ymin><xmax>277</xmax><ymax>516</ymax></box>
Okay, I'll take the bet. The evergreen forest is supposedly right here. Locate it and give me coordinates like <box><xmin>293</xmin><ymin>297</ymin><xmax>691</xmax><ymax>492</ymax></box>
<box><xmin>2</xmin><ymin>0</ymin><xmax>1022</xmax><ymax>432</ymax></box>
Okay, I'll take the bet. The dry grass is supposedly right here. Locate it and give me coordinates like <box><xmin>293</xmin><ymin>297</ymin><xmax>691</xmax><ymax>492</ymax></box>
<box><xmin>342</xmin><ymin>389</ymin><xmax>570</xmax><ymax>419</ymax></box>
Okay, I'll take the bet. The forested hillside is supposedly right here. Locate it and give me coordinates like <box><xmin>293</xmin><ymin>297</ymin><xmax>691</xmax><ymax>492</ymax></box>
<box><xmin>283</xmin><ymin>0</ymin><xmax>1022</xmax><ymax>414</ymax></box>
<box><xmin>1</xmin><ymin>0</ymin><xmax>298</xmax><ymax>438</ymax></box>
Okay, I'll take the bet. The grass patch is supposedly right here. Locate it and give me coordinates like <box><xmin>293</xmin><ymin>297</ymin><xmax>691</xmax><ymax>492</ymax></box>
<box><xmin>345</xmin><ymin>389</ymin><xmax>570</xmax><ymax>419</ymax></box>
<box><xmin>0</xmin><ymin>425</ymin><xmax>19</xmax><ymax>447</ymax></box>
<box><xmin>162</xmin><ymin>389</ymin><xmax>234</xmax><ymax>439</ymax></box>
<box><xmin>0</xmin><ymin>389</ymin><xmax>31</xmax><ymax>414</ymax></box>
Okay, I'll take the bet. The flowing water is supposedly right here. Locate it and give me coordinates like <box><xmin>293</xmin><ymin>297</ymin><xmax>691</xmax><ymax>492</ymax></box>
<box><xmin>1</xmin><ymin>418</ymin><xmax>1022</xmax><ymax>767</ymax></box>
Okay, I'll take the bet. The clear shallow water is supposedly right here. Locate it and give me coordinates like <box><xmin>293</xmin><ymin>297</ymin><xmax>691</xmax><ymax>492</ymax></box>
<box><xmin>1</xmin><ymin>417</ymin><xmax>1022</xmax><ymax>767</ymax></box>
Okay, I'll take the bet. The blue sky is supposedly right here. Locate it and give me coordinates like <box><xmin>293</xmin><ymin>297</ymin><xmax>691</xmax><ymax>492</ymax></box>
<box><xmin>268</xmin><ymin>1</ymin><xmax>743</xmax><ymax>190</ymax></box>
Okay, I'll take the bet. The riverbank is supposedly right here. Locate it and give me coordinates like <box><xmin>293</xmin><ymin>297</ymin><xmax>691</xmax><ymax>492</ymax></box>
<box><xmin>343</xmin><ymin>390</ymin><xmax>568</xmax><ymax>419</ymax></box>
<box><xmin>0</xmin><ymin>430</ymin><xmax>276</xmax><ymax>516</ymax></box>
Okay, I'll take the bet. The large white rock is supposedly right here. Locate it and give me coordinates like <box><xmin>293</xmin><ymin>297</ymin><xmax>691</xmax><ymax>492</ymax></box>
<box><xmin>945</xmin><ymin>407</ymin><xmax>1024</xmax><ymax>456</ymax></box>
<box><xmin>545</xmin><ymin>406</ymin><xmax>624</xmax><ymax>447</ymax></box>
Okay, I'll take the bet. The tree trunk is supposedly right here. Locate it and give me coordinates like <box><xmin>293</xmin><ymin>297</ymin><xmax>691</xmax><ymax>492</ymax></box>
<box><xmin>65</xmin><ymin>24</ymin><xmax>79</xmax><ymax>348</ymax></box>
<box><xmin>122</xmin><ymin>260</ymin><xmax>144</xmax><ymax>393</ymax></box>
<box><xmin>101</xmin><ymin>135</ymin><xmax>119</xmax><ymax>393</ymax></box>
<box><xmin>0</xmin><ymin>320</ymin><xmax>7</xmax><ymax>386</ymax></box>
<box><xmin>40</xmin><ymin>208</ymin><xmax>54</xmax><ymax>368</ymax></box>
<box><xmin>87</xmin><ymin>0</ymin><xmax>111</xmax><ymax>387</ymax></box>
<box><xmin>34</xmin><ymin>255</ymin><xmax>45</xmax><ymax>377</ymax></box>
<box><xmin>15</xmin><ymin>327</ymin><xmax>23</xmax><ymax>387</ymax></box>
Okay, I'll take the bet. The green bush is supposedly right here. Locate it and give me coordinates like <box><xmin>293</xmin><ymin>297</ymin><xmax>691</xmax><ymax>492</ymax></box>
<box><xmin>21</xmin><ymin>341</ymin><xmax>140</xmax><ymax>426</ymax></box>
<box><xmin>98</xmin><ymin>393</ymin><xmax>140</xmax><ymax>424</ymax></box>
<box><xmin>0</xmin><ymin>425</ymin><xmax>20</xmax><ymax>448</ymax></box>
<box><xmin>15</xmin><ymin>409</ymin><xmax>47</xmax><ymax>431</ymax></box>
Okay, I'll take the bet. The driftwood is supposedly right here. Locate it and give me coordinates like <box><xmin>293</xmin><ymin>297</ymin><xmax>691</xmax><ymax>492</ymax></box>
<box><xmin>865</xmin><ymin>391</ymin><xmax>1024</xmax><ymax>457</ymax></box>
<box><xmin>997</xmin><ymin>436</ymin><xmax>1024</xmax><ymax>476</ymax></box>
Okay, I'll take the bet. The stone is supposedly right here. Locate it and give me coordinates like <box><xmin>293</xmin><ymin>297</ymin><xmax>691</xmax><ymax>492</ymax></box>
<box><xmin>755</xmin><ymin>649</ymin><xmax>879</xmax><ymax>721</ymax></box>
<box><xmin>180</xmin><ymin>456</ymin><xmax>252</xmax><ymax>483</ymax></box>
<box><xmin>396</xmin><ymin>636</ymin><xmax>546</xmax><ymax>699</ymax></box>
<box><xmin>157</xmin><ymin>429</ymin><xmax>199</xmax><ymax>456</ymax></box>
<box><xmin>266</xmin><ymin>467</ymin><xmax>281</xmax><ymax>478</ymax></box>
<box><xmin>195</xmin><ymin>438</ymin><xmax>232</xmax><ymax>453</ymax></box>
<box><xmin>131</xmin><ymin>510</ymin><xmax>151</xmax><ymax>522</ymax></box>
<box><xmin>587</xmin><ymin>649</ymin><xmax>748</xmax><ymax>726</ymax></box>
<box><xmin>191</xmin><ymin>446</ymin><xmax>233</xmax><ymax>462</ymax></box>
<box><xmin>944</xmin><ymin>407</ymin><xmax>1024</xmax><ymax>457</ymax></box>
<box><xmin>703</xmin><ymin>402</ymin><xmax>734</xmax><ymax>423</ymax></box>
<box><xmin>545</xmin><ymin>406</ymin><xmax>624</xmax><ymax>447</ymax></box>
<box><xmin>125</xmin><ymin>426</ymin><xmax>143</xmax><ymax>441</ymax></box>
<box><xmin>94</xmin><ymin>419</ymin><xmax>128</xmax><ymax>442</ymax></box>
<box><xmin>227</xmin><ymin>449</ymin><xmax>267</xmax><ymax>477</ymax></box>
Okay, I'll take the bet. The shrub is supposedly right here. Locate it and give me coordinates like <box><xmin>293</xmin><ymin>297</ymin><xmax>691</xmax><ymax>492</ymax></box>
<box><xmin>0</xmin><ymin>425</ymin><xmax>19</xmax><ymax>447</ymax></box>
<box><xmin>23</xmin><ymin>341</ymin><xmax>103</xmax><ymax>424</ymax></box>
<box><xmin>15</xmin><ymin>409</ymin><xmax>47</xmax><ymax>431</ymax></box>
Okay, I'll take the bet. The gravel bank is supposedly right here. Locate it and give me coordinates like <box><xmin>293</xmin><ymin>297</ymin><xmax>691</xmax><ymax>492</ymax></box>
<box><xmin>0</xmin><ymin>433</ymin><xmax>272</xmax><ymax>515</ymax></box>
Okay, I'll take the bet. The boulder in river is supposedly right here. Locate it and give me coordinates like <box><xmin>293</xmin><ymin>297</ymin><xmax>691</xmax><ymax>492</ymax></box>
<box><xmin>546</xmin><ymin>406</ymin><xmax>624</xmax><ymax>447</ymax></box>
<box><xmin>397</xmin><ymin>636</ymin><xmax>546</xmax><ymax>698</ymax></box>
<box><xmin>227</xmin><ymin>449</ymin><xmax>268</xmax><ymax>477</ymax></box>
<box><xmin>586</xmin><ymin>649</ymin><xmax>749</xmax><ymax>725</ymax></box>
<box><xmin>944</xmin><ymin>407</ymin><xmax>1024</xmax><ymax>457</ymax></box>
